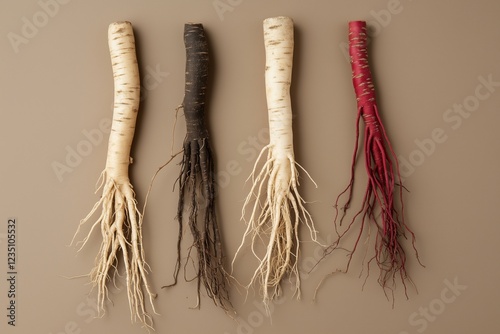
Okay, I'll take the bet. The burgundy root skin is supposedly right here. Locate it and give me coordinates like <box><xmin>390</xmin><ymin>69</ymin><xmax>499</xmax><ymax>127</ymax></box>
<box><xmin>167</xmin><ymin>23</ymin><xmax>232</xmax><ymax>313</ymax></box>
<box><xmin>332</xmin><ymin>21</ymin><xmax>422</xmax><ymax>299</ymax></box>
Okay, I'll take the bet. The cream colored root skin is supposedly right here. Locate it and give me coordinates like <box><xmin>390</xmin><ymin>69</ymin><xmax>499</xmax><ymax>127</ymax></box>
<box><xmin>72</xmin><ymin>21</ymin><xmax>156</xmax><ymax>330</ymax></box>
<box><xmin>233</xmin><ymin>16</ymin><xmax>319</xmax><ymax>311</ymax></box>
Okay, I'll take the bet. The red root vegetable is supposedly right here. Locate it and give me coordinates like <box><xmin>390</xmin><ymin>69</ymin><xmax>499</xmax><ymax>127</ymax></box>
<box><xmin>329</xmin><ymin>21</ymin><xmax>422</xmax><ymax>298</ymax></box>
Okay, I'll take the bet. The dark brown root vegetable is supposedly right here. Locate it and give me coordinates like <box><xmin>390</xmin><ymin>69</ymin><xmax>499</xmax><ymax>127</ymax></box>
<box><xmin>164</xmin><ymin>23</ymin><xmax>232</xmax><ymax>313</ymax></box>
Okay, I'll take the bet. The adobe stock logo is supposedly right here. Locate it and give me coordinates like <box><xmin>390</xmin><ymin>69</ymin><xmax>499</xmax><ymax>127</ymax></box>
<box><xmin>398</xmin><ymin>277</ymin><xmax>467</xmax><ymax>334</ymax></box>
<box><xmin>339</xmin><ymin>0</ymin><xmax>417</xmax><ymax>62</ymax></box>
<box><xmin>213</xmin><ymin>0</ymin><xmax>244</xmax><ymax>21</ymax></box>
<box><xmin>223</xmin><ymin>234</ymin><xmax>332</xmax><ymax>334</ymax></box>
<box><xmin>51</xmin><ymin>64</ymin><xmax>169</xmax><ymax>183</ymax></box>
<box><xmin>52</xmin><ymin>118</ymin><xmax>112</xmax><ymax>183</ymax></box>
<box><xmin>398</xmin><ymin>74</ymin><xmax>499</xmax><ymax>179</ymax></box>
<box><xmin>7</xmin><ymin>0</ymin><xmax>73</xmax><ymax>54</ymax></box>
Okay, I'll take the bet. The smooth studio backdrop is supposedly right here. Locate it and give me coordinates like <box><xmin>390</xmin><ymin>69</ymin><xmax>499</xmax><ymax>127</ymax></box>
<box><xmin>1</xmin><ymin>0</ymin><xmax>499</xmax><ymax>333</ymax></box>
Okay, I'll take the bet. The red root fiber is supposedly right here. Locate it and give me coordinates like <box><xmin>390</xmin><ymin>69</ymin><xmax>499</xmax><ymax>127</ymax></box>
<box><xmin>331</xmin><ymin>21</ymin><xmax>422</xmax><ymax>299</ymax></box>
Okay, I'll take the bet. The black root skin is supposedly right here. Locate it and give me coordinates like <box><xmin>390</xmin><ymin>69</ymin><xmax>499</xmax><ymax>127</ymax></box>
<box><xmin>166</xmin><ymin>23</ymin><xmax>232</xmax><ymax>313</ymax></box>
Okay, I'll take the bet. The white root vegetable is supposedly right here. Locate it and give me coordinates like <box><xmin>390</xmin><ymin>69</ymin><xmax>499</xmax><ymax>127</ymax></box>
<box><xmin>232</xmin><ymin>16</ymin><xmax>319</xmax><ymax>310</ymax></box>
<box><xmin>71</xmin><ymin>21</ymin><xmax>157</xmax><ymax>330</ymax></box>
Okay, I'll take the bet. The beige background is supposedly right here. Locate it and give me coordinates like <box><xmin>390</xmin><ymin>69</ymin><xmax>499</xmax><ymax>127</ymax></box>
<box><xmin>1</xmin><ymin>0</ymin><xmax>500</xmax><ymax>333</ymax></box>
